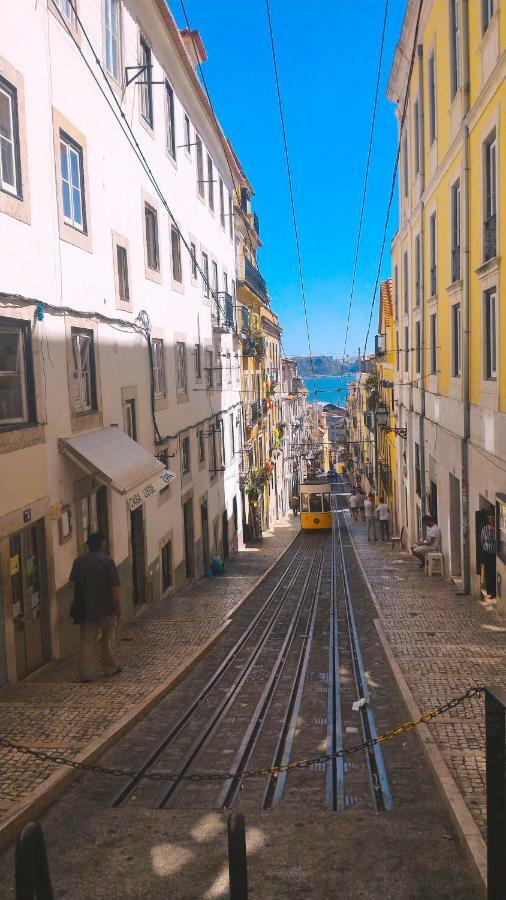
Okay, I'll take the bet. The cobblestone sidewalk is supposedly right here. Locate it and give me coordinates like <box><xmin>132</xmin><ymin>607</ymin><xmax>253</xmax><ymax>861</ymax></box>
<box><xmin>0</xmin><ymin>518</ymin><xmax>298</xmax><ymax>827</ymax></box>
<box><xmin>348</xmin><ymin>516</ymin><xmax>506</xmax><ymax>837</ymax></box>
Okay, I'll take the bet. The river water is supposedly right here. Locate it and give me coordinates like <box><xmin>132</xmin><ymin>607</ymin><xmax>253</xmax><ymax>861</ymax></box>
<box><xmin>303</xmin><ymin>374</ymin><xmax>355</xmax><ymax>405</ymax></box>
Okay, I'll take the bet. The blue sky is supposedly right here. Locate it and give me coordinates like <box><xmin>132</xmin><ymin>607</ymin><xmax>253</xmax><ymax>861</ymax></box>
<box><xmin>173</xmin><ymin>0</ymin><xmax>406</xmax><ymax>359</ymax></box>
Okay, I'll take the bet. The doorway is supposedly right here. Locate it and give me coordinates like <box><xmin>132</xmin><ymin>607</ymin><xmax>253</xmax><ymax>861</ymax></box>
<box><xmin>449</xmin><ymin>474</ymin><xmax>462</xmax><ymax>576</ymax></box>
<box><xmin>476</xmin><ymin>497</ymin><xmax>494</xmax><ymax>583</ymax></box>
<box><xmin>222</xmin><ymin>509</ymin><xmax>229</xmax><ymax>559</ymax></box>
<box><xmin>183</xmin><ymin>498</ymin><xmax>195</xmax><ymax>579</ymax></box>
<box><xmin>10</xmin><ymin>520</ymin><xmax>49</xmax><ymax>680</ymax></box>
<box><xmin>429</xmin><ymin>479</ymin><xmax>438</xmax><ymax>522</ymax></box>
<box><xmin>201</xmin><ymin>502</ymin><xmax>210</xmax><ymax>573</ymax></box>
<box><xmin>130</xmin><ymin>506</ymin><xmax>146</xmax><ymax>604</ymax></box>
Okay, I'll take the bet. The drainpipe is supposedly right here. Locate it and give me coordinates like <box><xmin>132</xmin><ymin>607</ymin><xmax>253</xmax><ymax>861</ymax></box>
<box><xmin>417</xmin><ymin>44</ymin><xmax>427</xmax><ymax>522</ymax></box>
<box><xmin>461</xmin><ymin>0</ymin><xmax>471</xmax><ymax>594</ymax></box>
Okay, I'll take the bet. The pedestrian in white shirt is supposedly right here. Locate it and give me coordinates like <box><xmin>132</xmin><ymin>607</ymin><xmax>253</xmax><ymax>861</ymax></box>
<box><xmin>376</xmin><ymin>497</ymin><xmax>390</xmax><ymax>541</ymax></box>
<box><xmin>411</xmin><ymin>515</ymin><xmax>441</xmax><ymax>568</ymax></box>
<box><xmin>349</xmin><ymin>491</ymin><xmax>358</xmax><ymax>521</ymax></box>
<box><xmin>364</xmin><ymin>493</ymin><xmax>377</xmax><ymax>541</ymax></box>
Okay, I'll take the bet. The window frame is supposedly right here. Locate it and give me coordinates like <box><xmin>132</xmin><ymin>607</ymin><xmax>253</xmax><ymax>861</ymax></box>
<box><xmin>164</xmin><ymin>79</ymin><xmax>176</xmax><ymax>159</ymax></box>
<box><xmin>428</xmin><ymin>51</ymin><xmax>437</xmax><ymax>144</ymax></box>
<box><xmin>484</xmin><ymin>288</ymin><xmax>497</xmax><ymax>380</ymax></box>
<box><xmin>190</xmin><ymin>241</ymin><xmax>198</xmax><ymax>282</ymax></box>
<box><xmin>0</xmin><ymin>318</ymin><xmax>35</xmax><ymax>428</ymax></box>
<box><xmin>403</xmin><ymin>250</ymin><xmax>409</xmax><ymax>313</ymax></box>
<box><xmin>195</xmin><ymin>343</ymin><xmax>202</xmax><ymax>379</ymax></box>
<box><xmin>60</xmin><ymin>131</ymin><xmax>86</xmax><ymax>233</ymax></box>
<box><xmin>451</xmin><ymin>178</ymin><xmax>461</xmax><ymax>282</ymax></box>
<box><xmin>170</xmin><ymin>224</ymin><xmax>182</xmax><ymax>284</ymax></box>
<box><xmin>430</xmin><ymin>312</ymin><xmax>437</xmax><ymax>374</ymax></box>
<box><xmin>414</xmin><ymin>233</ymin><xmax>421</xmax><ymax>307</ymax></box>
<box><xmin>451</xmin><ymin>302</ymin><xmax>461</xmax><ymax>377</ymax></box>
<box><xmin>429</xmin><ymin>211</ymin><xmax>437</xmax><ymax>297</ymax></box>
<box><xmin>202</xmin><ymin>251</ymin><xmax>210</xmax><ymax>298</ymax></box>
<box><xmin>144</xmin><ymin>202</ymin><xmax>160</xmax><ymax>272</ymax></box>
<box><xmin>151</xmin><ymin>337</ymin><xmax>166</xmax><ymax>399</ymax></box>
<box><xmin>206</xmin><ymin>349</ymin><xmax>213</xmax><ymax>389</ymax></box>
<box><xmin>184</xmin><ymin>114</ymin><xmax>191</xmax><ymax>155</ymax></box>
<box><xmin>483</xmin><ymin>132</ymin><xmax>497</xmax><ymax>261</ymax></box>
<box><xmin>482</xmin><ymin>0</ymin><xmax>495</xmax><ymax>33</ymax></box>
<box><xmin>139</xmin><ymin>34</ymin><xmax>153</xmax><ymax>128</ymax></box>
<box><xmin>207</xmin><ymin>153</ymin><xmax>214</xmax><ymax>211</ymax></box>
<box><xmin>54</xmin><ymin>0</ymin><xmax>77</xmax><ymax>27</ymax></box>
<box><xmin>198</xmin><ymin>429</ymin><xmax>205</xmax><ymax>462</ymax></box>
<box><xmin>196</xmin><ymin>134</ymin><xmax>204</xmax><ymax>198</ymax></box>
<box><xmin>116</xmin><ymin>243</ymin><xmax>130</xmax><ymax>307</ymax></box>
<box><xmin>219</xmin><ymin>177</ymin><xmax>225</xmax><ymax>227</ymax></box>
<box><xmin>161</xmin><ymin>539</ymin><xmax>173</xmax><ymax>593</ymax></box>
<box><xmin>176</xmin><ymin>341</ymin><xmax>188</xmax><ymax>395</ymax></box>
<box><xmin>181</xmin><ymin>435</ymin><xmax>191</xmax><ymax>474</ymax></box>
<box><xmin>71</xmin><ymin>327</ymin><xmax>97</xmax><ymax>415</ymax></box>
<box><xmin>103</xmin><ymin>0</ymin><xmax>122</xmax><ymax>84</ymax></box>
<box><xmin>404</xmin><ymin>325</ymin><xmax>409</xmax><ymax>373</ymax></box>
<box><xmin>415</xmin><ymin>320</ymin><xmax>421</xmax><ymax>374</ymax></box>
<box><xmin>450</xmin><ymin>0</ymin><xmax>460</xmax><ymax>99</ymax></box>
<box><xmin>0</xmin><ymin>76</ymin><xmax>21</xmax><ymax>198</ymax></box>
<box><xmin>402</xmin><ymin>129</ymin><xmax>409</xmax><ymax>199</ymax></box>
<box><xmin>228</xmin><ymin>193</ymin><xmax>233</xmax><ymax>238</ymax></box>
<box><xmin>413</xmin><ymin>97</ymin><xmax>420</xmax><ymax>176</ymax></box>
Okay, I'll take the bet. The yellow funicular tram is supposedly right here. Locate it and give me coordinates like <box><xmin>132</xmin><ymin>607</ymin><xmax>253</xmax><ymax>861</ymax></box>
<box><xmin>300</xmin><ymin>479</ymin><xmax>332</xmax><ymax>530</ymax></box>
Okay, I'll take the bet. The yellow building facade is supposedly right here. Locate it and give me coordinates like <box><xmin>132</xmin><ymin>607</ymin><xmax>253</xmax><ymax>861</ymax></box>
<box><xmin>374</xmin><ymin>279</ymin><xmax>398</xmax><ymax>531</ymax></box>
<box><xmin>389</xmin><ymin>0</ymin><xmax>506</xmax><ymax>606</ymax></box>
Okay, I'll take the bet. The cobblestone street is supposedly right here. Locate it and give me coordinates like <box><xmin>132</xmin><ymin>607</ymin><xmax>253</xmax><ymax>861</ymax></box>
<box><xmin>0</xmin><ymin>519</ymin><xmax>298</xmax><ymax>832</ymax></box>
<box><xmin>348</xmin><ymin>515</ymin><xmax>506</xmax><ymax>838</ymax></box>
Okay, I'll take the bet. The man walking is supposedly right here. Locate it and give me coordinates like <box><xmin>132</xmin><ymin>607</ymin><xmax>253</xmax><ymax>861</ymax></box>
<box><xmin>376</xmin><ymin>496</ymin><xmax>390</xmax><ymax>541</ymax></box>
<box><xmin>411</xmin><ymin>515</ymin><xmax>441</xmax><ymax>569</ymax></box>
<box><xmin>349</xmin><ymin>490</ymin><xmax>358</xmax><ymax>521</ymax></box>
<box><xmin>69</xmin><ymin>532</ymin><xmax>122</xmax><ymax>683</ymax></box>
<box><xmin>364</xmin><ymin>493</ymin><xmax>377</xmax><ymax>541</ymax></box>
<box><xmin>480</xmin><ymin>511</ymin><xmax>497</xmax><ymax>599</ymax></box>
<box><xmin>357</xmin><ymin>490</ymin><xmax>365</xmax><ymax>522</ymax></box>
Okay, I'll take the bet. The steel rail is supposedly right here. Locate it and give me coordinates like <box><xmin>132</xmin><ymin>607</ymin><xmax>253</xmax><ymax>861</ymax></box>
<box><xmin>110</xmin><ymin>534</ymin><xmax>310</xmax><ymax>807</ymax></box>
<box><xmin>325</xmin><ymin>511</ymin><xmax>345</xmax><ymax>810</ymax></box>
<box><xmin>262</xmin><ymin>535</ymin><xmax>326</xmax><ymax>808</ymax></box>
<box><xmin>155</xmin><ymin>537</ymin><xmax>317</xmax><ymax>808</ymax></box>
<box><xmin>336</xmin><ymin>510</ymin><xmax>393</xmax><ymax>811</ymax></box>
<box><xmin>218</xmin><ymin>537</ymin><xmax>326</xmax><ymax>810</ymax></box>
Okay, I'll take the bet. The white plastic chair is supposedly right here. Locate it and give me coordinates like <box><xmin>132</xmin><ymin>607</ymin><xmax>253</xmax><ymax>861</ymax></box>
<box><xmin>425</xmin><ymin>552</ymin><xmax>445</xmax><ymax>576</ymax></box>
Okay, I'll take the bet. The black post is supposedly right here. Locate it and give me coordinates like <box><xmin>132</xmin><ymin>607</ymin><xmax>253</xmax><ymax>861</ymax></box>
<box><xmin>485</xmin><ymin>687</ymin><xmax>506</xmax><ymax>900</ymax></box>
<box><xmin>15</xmin><ymin>821</ymin><xmax>54</xmax><ymax>900</ymax></box>
<box><xmin>227</xmin><ymin>811</ymin><xmax>248</xmax><ymax>900</ymax></box>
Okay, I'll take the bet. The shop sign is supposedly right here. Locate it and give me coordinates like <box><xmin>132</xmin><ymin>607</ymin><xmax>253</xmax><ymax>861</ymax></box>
<box><xmin>126</xmin><ymin>470</ymin><xmax>175</xmax><ymax>511</ymax></box>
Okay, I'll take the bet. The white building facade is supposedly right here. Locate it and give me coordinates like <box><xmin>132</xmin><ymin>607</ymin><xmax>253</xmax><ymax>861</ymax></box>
<box><xmin>0</xmin><ymin>0</ymin><xmax>245</xmax><ymax>682</ymax></box>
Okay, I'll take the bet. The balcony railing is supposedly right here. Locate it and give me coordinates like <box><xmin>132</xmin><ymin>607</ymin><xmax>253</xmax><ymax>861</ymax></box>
<box><xmin>240</xmin><ymin>306</ymin><xmax>250</xmax><ymax>333</ymax></box>
<box><xmin>451</xmin><ymin>245</ymin><xmax>461</xmax><ymax>283</ymax></box>
<box><xmin>253</xmin><ymin>211</ymin><xmax>260</xmax><ymax>237</ymax></box>
<box><xmin>484</xmin><ymin>214</ymin><xmax>497</xmax><ymax>261</ymax></box>
<box><xmin>261</xmin><ymin>397</ymin><xmax>268</xmax><ymax>417</ymax></box>
<box><xmin>212</xmin><ymin>292</ymin><xmax>235</xmax><ymax>331</ymax></box>
<box><xmin>375</xmin><ymin>334</ymin><xmax>385</xmax><ymax>357</ymax></box>
<box><xmin>430</xmin><ymin>265</ymin><xmax>437</xmax><ymax>297</ymax></box>
<box><xmin>250</xmin><ymin>400</ymin><xmax>260</xmax><ymax>423</ymax></box>
<box><xmin>244</xmin><ymin>257</ymin><xmax>268</xmax><ymax>301</ymax></box>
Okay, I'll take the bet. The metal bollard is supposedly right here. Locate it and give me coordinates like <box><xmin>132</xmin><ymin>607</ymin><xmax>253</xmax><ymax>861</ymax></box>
<box><xmin>227</xmin><ymin>811</ymin><xmax>248</xmax><ymax>900</ymax></box>
<box><xmin>15</xmin><ymin>821</ymin><xmax>54</xmax><ymax>900</ymax></box>
<box><xmin>485</xmin><ymin>686</ymin><xmax>506</xmax><ymax>900</ymax></box>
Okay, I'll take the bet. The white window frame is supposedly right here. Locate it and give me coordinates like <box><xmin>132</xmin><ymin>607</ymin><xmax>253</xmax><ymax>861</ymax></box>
<box><xmin>54</xmin><ymin>0</ymin><xmax>77</xmax><ymax>26</ymax></box>
<box><xmin>60</xmin><ymin>133</ymin><xmax>85</xmax><ymax>232</ymax></box>
<box><xmin>176</xmin><ymin>341</ymin><xmax>187</xmax><ymax>394</ymax></box>
<box><xmin>0</xmin><ymin>321</ymin><xmax>29</xmax><ymax>425</ymax></box>
<box><xmin>152</xmin><ymin>338</ymin><xmax>166</xmax><ymax>399</ymax></box>
<box><xmin>430</xmin><ymin>313</ymin><xmax>437</xmax><ymax>374</ymax></box>
<box><xmin>145</xmin><ymin>203</ymin><xmax>159</xmax><ymax>271</ymax></box>
<box><xmin>104</xmin><ymin>0</ymin><xmax>121</xmax><ymax>83</ymax></box>
<box><xmin>171</xmin><ymin>224</ymin><xmax>182</xmax><ymax>284</ymax></box>
<box><xmin>429</xmin><ymin>211</ymin><xmax>437</xmax><ymax>297</ymax></box>
<box><xmin>194</xmin><ymin>343</ymin><xmax>202</xmax><ymax>379</ymax></box>
<box><xmin>414</xmin><ymin>233</ymin><xmax>421</xmax><ymax>306</ymax></box>
<box><xmin>196</xmin><ymin>134</ymin><xmax>204</xmax><ymax>198</ymax></box>
<box><xmin>452</xmin><ymin>302</ymin><xmax>461</xmax><ymax>377</ymax></box>
<box><xmin>139</xmin><ymin>35</ymin><xmax>153</xmax><ymax>127</ymax></box>
<box><xmin>403</xmin><ymin>250</ymin><xmax>409</xmax><ymax>312</ymax></box>
<box><xmin>207</xmin><ymin>153</ymin><xmax>214</xmax><ymax>211</ymax></box>
<box><xmin>202</xmin><ymin>251</ymin><xmax>210</xmax><ymax>297</ymax></box>
<box><xmin>116</xmin><ymin>243</ymin><xmax>130</xmax><ymax>306</ymax></box>
<box><xmin>190</xmin><ymin>241</ymin><xmax>198</xmax><ymax>281</ymax></box>
<box><xmin>181</xmin><ymin>436</ymin><xmax>190</xmax><ymax>474</ymax></box>
<box><xmin>483</xmin><ymin>0</ymin><xmax>495</xmax><ymax>33</ymax></box>
<box><xmin>228</xmin><ymin>192</ymin><xmax>233</xmax><ymax>238</ymax></box>
<box><xmin>165</xmin><ymin>79</ymin><xmax>176</xmax><ymax>158</ymax></box>
<box><xmin>219</xmin><ymin>177</ymin><xmax>225</xmax><ymax>227</ymax></box>
<box><xmin>0</xmin><ymin>78</ymin><xmax>20</xmax><ymax>197</ymax></box>
<box><xmin>71</xmin><ymin>328</ymin><xmax>95</xmax><ymax>414</ymax></box>
<box><xmin>413</xmin><ymin>98</ymin><xmax>420</xmax><ymax>176</ymax></box>
<box><xmin>404</xmin><ymin>325</ymin><xmax>409</xmax><ymax>373</ymax></box>
<box><xmin>184</xmin><ymin>114</ymin><xmax>191</xmax><ymax>155</ymax></box>
<box><xmin>484</xmin><ymin>289</ymin><xmax>497</xmax><ymax>380</ymax></box>
<box><xmin>428</xmin><ymin>51</ymin><xmax>437</xmax><ymax>144</ymax></box>
<box><xmin>206</xmin><ymin>349</ymin><xmax>213</xmax><ymax>389</ymax></box>
<box><xmin>415</xmin><ymin>320</ymin><xmax>421</xmax><ymax>374</ymax></box>
<box><xmin>450</xmin><ymin>0</ymin><xmax>460</xmax><ymax>99</ymax></box>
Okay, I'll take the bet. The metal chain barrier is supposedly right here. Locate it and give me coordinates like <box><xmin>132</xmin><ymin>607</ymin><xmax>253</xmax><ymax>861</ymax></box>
<box><xmin>0</xmin><ymin>687</ymin><xmax>484</xmax><ymax>784</ymax></box>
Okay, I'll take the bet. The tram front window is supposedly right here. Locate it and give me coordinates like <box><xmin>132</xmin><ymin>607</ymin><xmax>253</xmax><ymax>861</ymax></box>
<box><xmin>309</xmin><ymin>493</ymin><xmax>322</xmax><ymax>513</ymax></box>
<box><xmin>323</xmin><ymin>493</ymin><xmax>331</xmax><ymax>512</ymax></box>
<box><xmin>300</xmin><ymin>493</ymin><xmax>309</xmax><ymax>513</ymax></box>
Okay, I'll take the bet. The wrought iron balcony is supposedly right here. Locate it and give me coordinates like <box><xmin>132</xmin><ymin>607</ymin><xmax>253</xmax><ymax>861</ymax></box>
<box><xmin>250</xmin><ymin>401</ymin><xmax>260</xmax><ymax>423</ymax></box>
<box><xmin>375</xmin><ymin>334</ymin><xmax>385</xmax><ymax>357</ymax></box>
<box><xmin>253</xmin><ymin>211</ymin><xmax>260</xmax><ymax>237</ymax></box>
<box><xmin>240</xmin><ymin>305</ymin><xmax>250</xmax><ymax>333</ymax></box>
<box><xmin>451</xmin><ymin>245</ymin><xmax>461</xmax><ymax>283</ymax></box>
<box><xmin>244</xmin><ymin>257</ymin><xmax>268</xmax><ymax>301</ymax></box>
<box><xmin>261</xmin><ymin>397</ymin><xmax>268</xmax><ymax>417</ymax></box>
<box><xmin>484</xmin><ymin>214</ymin><xmax>497</xmax><ymax>261</ymax></box>
<box><xmin>430</xmin><ymin>265</ymin><xmax>437</xmax><ymax>297</ymax></box>
<box><xmin>212</xmin><ymin>292</ymin><xmax>235</xmax><ymax>332</ymax></box>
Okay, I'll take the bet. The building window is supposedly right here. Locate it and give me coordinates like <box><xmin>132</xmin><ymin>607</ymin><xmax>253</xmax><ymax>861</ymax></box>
<box><xmin>139</xmin><ymin>35</ymin><xmax>153</xmax><ymax>127</ymax></box>
<box><xmin>428</xmin><ymin>51</ymin><xmax>437</xmax><ymax>144</ymax></box>
<box><xmin>219</xmin><ymin>420</ymin><xmax>225</xmax><ymax>467</ymax></box>
<box><xmin>415</xmin><ymin>320</ymin><xmax>421</xmax><ymax>374</ymax></box>
<box><xmin>211</xmin><ymin>260</ymin><xmax>219</xmax><ymax>300</ymax></box>
<box><xmin>0</xmin><ymin>319</ymin><xmax>33</xmax><ymax>425</ymax></box>
<box><xmin>394</xmin><ymin>265</ymin><xmax>398</xmax><ymax>319</ymax></box>
<box><xmin>54</xmin><ymin>0</ymin><xmax>77</xmax><ymax>26</ymax></box>
<box><xmin>81</xmin><ymin>493</ymin><xmax>98</xmax><ymax>547</ymax></box>
<box><xmin>0</xmin><ymin>77</ymin><xmax>21</xmax><ymax>197</ymax></box>
<box><xmin>202</xmin><ymin>251</ymin><xmax>210</xmax><ymax>297</ymax></box>
<box><xmin>116</xmin><ymin>244</ymin><xmax>130</xmax><ymax>306</ymax></box>
<box><xmin>484</xmin><ymin>289</ymin><xmax>497</xmax><ymax>380</ymax></box>
<box><xmin>215</xmin><ymin>347</ymin><xmax>222</xmax><ymax>387</ymax></box>
<box><xmin>402</xmin><ymin>129</ymin><xmax>408</xmax><ymax>199</ymax></box>
<box><xmin>396</xmin><ymin>331</ymin><xmax>400</xmax><ymax>371</ymax></box>
<box><xmin>195</xmin><ymin>343</ymin><xmax>202</xmax><ymax>379</ymax></box>
<box><xmin>484</xmin><ymin>133</ymin><xmax>497</xmax><ymax>261</ymax></box>
<box><xmin>209</xmin><ymin>425</ymin><xmax>217</xmax><ymax>474</ymax></box>
<box><xmin>184</xmin><ymin>114</ymin><xmax>191</xmax><ymax>153</ymax></box>
<box><xmin>198</xmin><ymin>429</ymin><xmax>205</xmax><ymax>461</ymax></box>
<box><xmin>483</xmin><ymin>0</ymin><xmax>495</xmax><ymax>33</ymax></box>
<box><xmin>228</xmin><ymin>193</ymin><xmax>233</xmax><ymax>238</ymax></box>
<box><xmin>145</xmin><ymin>203</ymin><xmax>159</xmax><ymax>271</ymax></box>
<box><xmin>190</xmin><ymin>241</ymin><xmax>197</xmax><ymax>280</ymax></box>
<box><xmin>60</xmin><ymin>132</ymin><xmax>86</xmax><ymax>232</ymax></box>
<box><xmin>196</xmin><ymin>134</ymin><xmax>204</xmax><ymax>197</ymax></box>
<box><xmin>227</xmin><ymin>352</ymin><xmax>232</xmax><ymax>384</ymax></box>
<box><xmin>71</xmin><ymin>328</ymin><xmax>96</xmax><ymax>414</ymax></box>
<box><xmin>403</xmin><ymin>250</ymin><xmax>409</xmax><ymax>313</ymax></box>
<box><xmin>451</xmin><ymin>179</ymin><xmax>461</xmax><ymax>282</ymax></box>
<box><xmin>415</xmin><ymin>442</ymin><xmax>421</xmax><ymax>496</ymax></box>
<box><xmin>206</xmin><ymin>349</ymin><xmax>213</xmax><ymax>388</ymax></box>
<box><xmin>152</xmin><ymin>338</ymin><xmax>166</xmax><ymax>399</ymax></box>
<box><xmin>161</xmin><ymin>540</ymin><xmax>172</xmax><ymax>592</ymax></box>
<box><xmin>404</xmin><ymin>325</ymin><xmax>409</xmax><ymax>372</ymax></box>
<box><xmin>171</xmin><ymin>225</ymin><xmax>182</xmax><ymax>283</ymax></box>
<box><xmin>207</xmin><ymin>154</ymin><xmax>214</xmax><ymax>211</ymax></box>
<box><xmin>414</xmin><ymin>233</ymin><xmax>421</xmax><ymax>306</ymax></box>
<box><xmin>176</xmin><ymin>341</ymin><xmax>187</xmax><ymax>394</ymax></box>
<box><xmin>429</xmin><ymin>211</ymin><xmax>437</xmax><ymax>297</ymax></box>
<box><xmin>219</xmin><ymin>177</ymin><xmax>225</xmax><ymax>226</ymax></box>
<box><xmin>165</xmin><ymin>80</ymin><xmax>176</xmax><ymax>158</ymax></box>
<box><xmin>124</xmin><ymin>397</ymin><xmax>137</xmax><ymax>440</ymax></box>
<box><xmin>452</xmin><ymin>302</ymin><xmax>461</xmax><ymax>377</ymax></box>
<box><xmin>181</xmin><ymin>436</ymin><xmax>190</xmax><ymax>474</ymax></box>
<box><xmin>430</xmin><ymin>312</ymin><xmax>437</xmax><ymax>374</ymax></box>
<box><xmin>104</xmin><ymin>0</ymin><xmax>121</xmax><ymax>82</ymax></box>
<box><xmin>413</xmin><ymin>98</ymin><xmax>420</xmax><ymax>176</ymax></box>
<box><xmin>450</xmin><ymin>0</ymin><xmax>460</xmax><ymax>99</ymax></box>
<box><xmin>229</xmin><ymin>411</ymin><xmax>235</xmax><ymax>456</ymax></box>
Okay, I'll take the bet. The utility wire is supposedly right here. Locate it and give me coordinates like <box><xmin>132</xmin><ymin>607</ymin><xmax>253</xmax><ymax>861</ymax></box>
<box><xmin>339</xmin><ymin>0</ymin><xmax>389</xmax><ymax>377</ymax></box>
<box><xmin>361</xmin><ymin>0</ymin><xmax>424</xmax><ymax>361</ymax></box>
<box><xmin>264</xmin><ymin>0</ymin><xmax>317</xmax><ymax>399</ymax></box>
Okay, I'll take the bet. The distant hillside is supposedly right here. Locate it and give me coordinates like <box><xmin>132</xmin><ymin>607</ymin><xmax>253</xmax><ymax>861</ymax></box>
<box><xmin>294</xmin><ymin>356</ymin><xmax>359</xmax><ymax>377</ymax></box>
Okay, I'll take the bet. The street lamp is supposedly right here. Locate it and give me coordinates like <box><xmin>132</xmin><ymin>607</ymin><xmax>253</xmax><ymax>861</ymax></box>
<box><xmin>375</xmin><ymin>404</ymin><xmax>407</xmax><ymax>440</ymax></box>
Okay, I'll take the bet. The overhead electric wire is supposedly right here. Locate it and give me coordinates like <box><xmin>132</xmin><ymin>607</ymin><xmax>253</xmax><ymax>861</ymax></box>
<box><xmin>264</xmin><ymin>0</ymin><xmax>317</xmax><ymax>400</ymax></box>
<box><xmin>339</xmin><ymin>0</ymin><xmax>389</xmax><ymax>378</ymax></box>
<box><xmin>360</xmin><ymin>0</ymin><xmax>424</xmax><ymax>361</ymax></box>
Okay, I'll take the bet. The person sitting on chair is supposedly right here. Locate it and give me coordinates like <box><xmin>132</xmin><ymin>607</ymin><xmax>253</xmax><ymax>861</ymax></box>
<box><xmin>411</xmin><ymin>515</ymin><xmax>441</xmax><ymax>569</ymax></box>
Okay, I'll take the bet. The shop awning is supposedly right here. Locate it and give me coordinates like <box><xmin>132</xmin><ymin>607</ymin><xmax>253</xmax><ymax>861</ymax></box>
<box><xmin>58</xmin><ymin>426</ymin><xmax>174</xmax><ymax>510</ymax></box>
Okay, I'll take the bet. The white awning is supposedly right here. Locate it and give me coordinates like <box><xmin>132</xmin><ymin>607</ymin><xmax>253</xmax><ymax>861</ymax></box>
<box><xmin>58</xmin><ymin>426</ymin><xmax>174</xmax><ymax>510</ymax></box>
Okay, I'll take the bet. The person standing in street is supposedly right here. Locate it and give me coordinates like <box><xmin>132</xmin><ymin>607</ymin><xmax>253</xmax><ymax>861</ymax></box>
<box><xmin>364</xmin><ymin>493</ymin><xmax>377</xmax><ymax>541</ymax></box>
<box><xmin>349</xmin><ymin>490</ymin><xmax>358</xmax><ymax>521</ymax></box>
<box><xmin>69</xmin><ymin>532</ymin><xmax>122</xmax><ymax>683</ymax></box>
<box><xmin>411</xmin><ymin>515</ymin><xmax>441</xmax><ymax>568</ymax></box>
<box><xmin>291</xmin><ymin>495</ymin><xmax>300</xmax><ymax>517</ymax></box>
<box><xmin>480</xmin><ymin>511</ymin><xmax>497</xmax><ymax>599</ymax></box>
<box><xmin>376</xmin><ymin>497</ymin><xmax>390</xmax><ymax>541</ymax></box>
<box><xmin>357</xmin><ymin>490</ymin><xmax>365</xmax><ymax>522</ymax></box>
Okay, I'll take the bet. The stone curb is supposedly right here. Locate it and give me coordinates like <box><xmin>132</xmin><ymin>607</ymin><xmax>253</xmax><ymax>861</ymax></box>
<box><xmin>0</xmin><ymin>523</ymin><xmax>300</xmax><ymax>850</ymax></box>
<box><xmin>345</xmin><ymin>517</ymin><xmax>487</xmax><ymax>897</ymax></box>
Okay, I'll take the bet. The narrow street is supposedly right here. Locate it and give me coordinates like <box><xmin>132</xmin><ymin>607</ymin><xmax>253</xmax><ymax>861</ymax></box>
<box><xmin>0</xmin><ymin>506</ymin><xmax>481</xmax><ymax>898</ymax></box>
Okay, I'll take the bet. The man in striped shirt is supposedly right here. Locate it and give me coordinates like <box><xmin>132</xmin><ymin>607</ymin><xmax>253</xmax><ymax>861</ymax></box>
<box><xmin>70</xmin><ymin>532</ymin><xmax>122</xmax><ymax>683</ymax></box>
<box><xmin>480</xmin><ymin>512</ymin><xmax>497</xmax><ymax>600</ymax></box>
